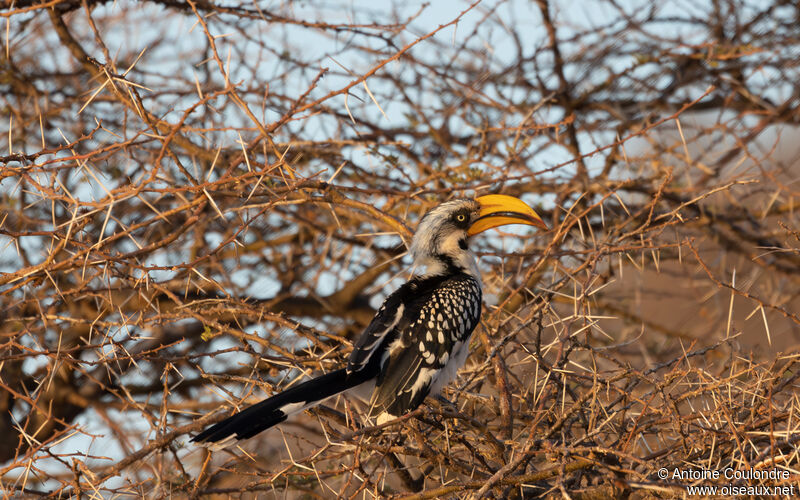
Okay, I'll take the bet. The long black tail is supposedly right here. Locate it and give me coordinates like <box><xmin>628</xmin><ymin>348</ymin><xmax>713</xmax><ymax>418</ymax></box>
<box><xmin>191</xmin><ymin>368</ymin><xmax>372</xmax><ymax>444</ymax></box>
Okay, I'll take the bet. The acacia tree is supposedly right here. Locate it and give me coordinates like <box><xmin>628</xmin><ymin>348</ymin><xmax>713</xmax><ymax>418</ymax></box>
<box><xmin>2</xmin><ymin>0</ymin><xmax>800</xmax><ymax>497</ymax></box>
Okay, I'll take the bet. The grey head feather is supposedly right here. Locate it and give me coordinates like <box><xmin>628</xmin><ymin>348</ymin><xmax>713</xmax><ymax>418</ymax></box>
<box><xmin>409</xmin><ymin>199</ymin><xmax>480</xmax><ymax>275</ymax></box>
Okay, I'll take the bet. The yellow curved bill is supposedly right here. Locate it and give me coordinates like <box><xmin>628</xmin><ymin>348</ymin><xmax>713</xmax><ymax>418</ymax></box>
<box><xmin>468</xmin><ymin>194</ymin><xmax>548</xmax><ymax>236</ymax></box>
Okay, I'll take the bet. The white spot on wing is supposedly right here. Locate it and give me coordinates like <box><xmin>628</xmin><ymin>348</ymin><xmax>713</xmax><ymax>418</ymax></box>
<box><xmin>357</xmin><ymin>304</ymin><xmax>404</xmax><ymax>370</ymax></box>
<box><xmin>278</xmin><ymin>401</ymin><xmax>307</xmax><ymax>417</ymax></box>
<box><xmin>410</xmin><ymin>367</ymin><xmax>437</xmax><ymax>399</ymax></box>
<box><xmin>382</xmin><ymin>337</ymin><xmax>405</xmax><ymax>365</ymax></box>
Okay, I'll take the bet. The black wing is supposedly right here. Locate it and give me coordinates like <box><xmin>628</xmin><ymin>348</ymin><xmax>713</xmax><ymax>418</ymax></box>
<box><xmin>347</xmin><ymin>273</ymin><xmax>452</xmax><ymax>374</ymax></box>
<box><xmin>347</xmin><ymin>288</ymin><xmax>410</xmax><ymax>374</ymax></box>
<box><xmin>367</xmin><ymin>274</ymin><xmax>482</xmax><ymax>418</ymax></box>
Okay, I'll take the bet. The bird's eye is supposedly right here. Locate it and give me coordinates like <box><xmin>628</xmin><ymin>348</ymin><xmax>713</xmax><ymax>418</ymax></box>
<box><xmin>456</xmin><ymin>214</ymin><xmax>466</xmax><ymax>222</ymax></box>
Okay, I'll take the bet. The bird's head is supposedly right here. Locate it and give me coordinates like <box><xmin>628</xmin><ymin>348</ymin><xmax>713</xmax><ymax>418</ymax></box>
<box><xmin>410</xmin><ymin>194</ymin><xmax>548</xmax><ymax>277</ymax></box>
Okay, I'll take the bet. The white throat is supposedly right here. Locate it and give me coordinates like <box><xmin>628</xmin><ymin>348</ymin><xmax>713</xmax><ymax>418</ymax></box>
<box><xmin>412</xmin><ymin>250</ymin><xmax>480</xmax><ymax>279</ymax></box>
<box><xmin>411</xmin><ymin>230</ymin><xmax>482</xmax><ymax>285</ymax></box>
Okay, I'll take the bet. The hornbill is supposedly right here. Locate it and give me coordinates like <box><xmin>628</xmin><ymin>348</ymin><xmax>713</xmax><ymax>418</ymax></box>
<box><xmin>192</xmin><ymin>195</ymin><xmax>547</xmax><ymax>444</ymax></box>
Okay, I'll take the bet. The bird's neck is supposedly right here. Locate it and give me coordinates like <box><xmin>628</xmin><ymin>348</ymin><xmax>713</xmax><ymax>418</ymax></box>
<box><xmin>412</xmin><ymin>250</ymin><xmax>481</xmax><ymax>285</ymax></box>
